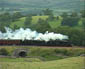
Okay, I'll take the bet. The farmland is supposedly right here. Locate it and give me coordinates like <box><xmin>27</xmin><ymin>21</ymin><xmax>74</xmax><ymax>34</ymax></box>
<box><xmin>10</xmin><ymin>16</ymin><xmax>83</xmax><ymax>29</ymax></box>
<box><xmin>0</xmin><ymin>0</ymin><xmax>84</xmax><ymax>15</ymax></box>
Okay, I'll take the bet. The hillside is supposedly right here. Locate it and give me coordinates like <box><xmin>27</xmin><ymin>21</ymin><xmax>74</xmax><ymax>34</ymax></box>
<box><xmin>0</xmin><ymin>0</ymin><xmax>84</xmax><ymax>14</ymax></box>
<box><xmin>10</xmin><ymin>16</ymin><xmax>83</xmax><ymax>29</ymax></box>
<box><xmin>0</xmin><ymin>57</ymin><xmax>84</xmax><ymax>69</ymax></box>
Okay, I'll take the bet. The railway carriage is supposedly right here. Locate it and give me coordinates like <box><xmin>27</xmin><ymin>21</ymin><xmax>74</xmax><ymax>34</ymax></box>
<box><xmin>0</xmin><ymin>40</ymin><xmax>72</xmax><ymax>47</ymax></box>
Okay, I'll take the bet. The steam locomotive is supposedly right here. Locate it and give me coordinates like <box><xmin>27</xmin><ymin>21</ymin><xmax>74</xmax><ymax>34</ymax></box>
<box><xmin>0</xmin><ymin>40</ymin><xmax>72</xmax><ymax>47</ymax></box>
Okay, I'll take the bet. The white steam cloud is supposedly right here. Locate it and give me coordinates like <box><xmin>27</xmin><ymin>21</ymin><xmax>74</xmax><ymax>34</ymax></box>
<box><xmin>0</xmin><ymin>27</ymin><xmax>68</xmax><ymax>42</ymax></box>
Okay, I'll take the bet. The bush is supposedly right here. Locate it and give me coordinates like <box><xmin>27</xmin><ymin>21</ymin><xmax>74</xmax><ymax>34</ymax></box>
<box><xmin>54</xmin><ymin>49</ymin><xmax>69</xmax><ymax>56</ymax></box>
<box><xmin>54</xmin><ymin>49</ymin><xmax>73</xmax><ymax>56</ymax></box>
<box><xmin>0</xmin><ymin>48</ymin><xmax>9</xmax><ymax>56</ymax></box>
<box><xmin>61</xmin><ymin>17</ymin><xmax>79</xmax><ymax>27</ymax></box>
<box><xmin>54</xmin><ymin>48</ymin><xmax>85</xmax><ymax>56</ymax></box>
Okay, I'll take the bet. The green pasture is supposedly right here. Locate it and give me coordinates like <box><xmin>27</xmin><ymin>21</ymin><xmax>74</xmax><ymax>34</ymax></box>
<box><xmin>10</xmin><ymin>16</ymin><xmax>83</xmax><ymax>29</ymax></box>
<box><xmin>0</xmin><ymin>57</ymin><xmax>84</xmax><ymax>69</ymax></box>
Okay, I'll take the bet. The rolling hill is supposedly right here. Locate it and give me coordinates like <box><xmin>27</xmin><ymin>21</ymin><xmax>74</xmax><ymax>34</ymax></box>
<box><xmin>10</xmin><ymin>16</ymin><xmax>83</xmax><ymax>29</ymax></box>
<box><xmin>0</xmin><ymin>0</ymin><xmax>84</xmax><ymax>14</ymax></box>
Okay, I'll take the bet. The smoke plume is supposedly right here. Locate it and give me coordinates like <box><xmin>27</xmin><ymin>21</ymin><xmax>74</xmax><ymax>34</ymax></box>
<box><xmin>0</xmin><ymin>27</ymin><xmax>68</xmax><ymax>41</ymax></box>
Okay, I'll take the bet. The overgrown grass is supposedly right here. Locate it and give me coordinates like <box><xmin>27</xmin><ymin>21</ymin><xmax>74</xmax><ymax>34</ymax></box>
<box><xmin>0</xmin><ymin>46</ymin><xmax>84</xmax><ymax>61</ymax></box>
<box><xmin>0</xmin><ymin>46</ymin><xmax>84</xmax><ymax>69</ymax></box>
<box><xmin>0</xmin><ymin>58</ymin><xmax>42</xmax><ymax>62</ymax></box>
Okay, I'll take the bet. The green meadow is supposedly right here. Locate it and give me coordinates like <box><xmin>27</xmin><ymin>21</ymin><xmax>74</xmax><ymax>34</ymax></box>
<box><xmin>0</xmin><ymin>57</ymin><xmax>84</xmax><ymax>69</ymax></box>
<box><xmin>10</xmin><ymin>16</ymin><xmax>83</xmax><ymax>29</ymax></box>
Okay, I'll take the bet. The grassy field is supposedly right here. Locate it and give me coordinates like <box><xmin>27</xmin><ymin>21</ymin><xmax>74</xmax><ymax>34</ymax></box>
<box><xmin>0</xmin><ymin>57</ymin><xmax>84</xmax><ymax>69</ymax></box>
<box><xmin>0</xmin><ymin>46</ymin><xmax>85</xmax><ymax>69</ymax></box>
<box><xmin>0</xmin><ymin>57</ymin><xmax>42</xmax><ymax>62</ymax></box>
<box><xmin>32</xmin><ymin>16</ymin><xmax>48</xmax><ymax>24</ymax></box>
<box><xmin>10</xmin><ymin>16</ymin><xmax>48</xmax><ymax>28</ymax></box>
<box><xmin>10</xmin><ymin>16</ymin><xmax>83</xmax><ymax>29</ymax></box>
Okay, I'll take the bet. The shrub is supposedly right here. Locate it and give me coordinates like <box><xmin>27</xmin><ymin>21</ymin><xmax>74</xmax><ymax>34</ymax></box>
<box><xmin>0</xmin><ymin>48</ymin><xmax>9</xmax><ymax>56</ymax></box>
<box><xmin>54</xmin><ymin>48</ymin><xmax>85</xmax><ymax>56</ymax></box>
<box><xmin>54</xmin><ymin>49</ymin><xmax>74</xmax><ymax>56</ymax></box>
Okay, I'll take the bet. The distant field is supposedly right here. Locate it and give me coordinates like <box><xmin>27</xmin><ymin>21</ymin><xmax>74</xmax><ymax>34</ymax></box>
<box><xmin>32</xmin><ymin>16</ymin><xmax>48</xmax><ymax>24</ymax></box>
<box><xmin>10</xmin><ymin>16</ymin><xmax>83</xmax><ymax>29</ymax></box>
<box><xmin>10</xmin><ymin>17</ymin><xmax>26</xmax><ymax>28</ymax></box>
<box><xmin>0</xmin><ymin>57</ymin><xmax>84</xmax><ymax>69</ymax></box>
<box><xmin>10</xmin><ymin>16</ymin><xmax>48</xmax><ymax>28</ymax></box>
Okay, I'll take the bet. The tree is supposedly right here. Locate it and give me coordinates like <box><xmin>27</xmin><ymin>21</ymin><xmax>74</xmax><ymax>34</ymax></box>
<box><xmin>43</xmin><ymin>8</ymin><xmax>53</xmax><ymax>16</ymax></box>
<box><xmin>69</xmin><ymin>28</ymin><xmax>85</xmax><ymax>46</ymax></box>
<box><xmin>61</xmin><ymin>17</ymin><xmax>79</xmax><ymax>27</ymax></box>
<box><xmin>0</xmin><ymin>12</ymin><xmax>11</xmax><ymax>23</ymax></box>
<box><xmin>34</xmin><ymin>19</ymin><xmax>52</xmax><ymax>33</ymax></box>
<box><xmin>0</xmin><ymin>48</ymin><xmax>9</xmax><ymax>56</ymax></box>
<box><xmin>56</xmin><ymin>16</ymin><xmax>60</xmax><ymax>20</ymax></box>
<box><xmin>0</xmin><ymin>12</ymin><xmax>12</xmax><ymax>32</ymax></box>
<box><xmin>61</xmin><ymin>12</ymin><xmax>68</xmax><ymax>18</ymax></box>
<box><xmin>12</xmin><ymin>12</ymin><xmax>22</xmax><ymax>21</ymax></box>
<box><xmin>24</xmin><ymin>15</ymin><xmax>32</xmax><ymax>28</ymax></box>
<box><xmin>38</xmin><ymin>18</ymin><xmax>45</xmax><ymax>24</ymax></box>
<box><xmin>48</xmin><ymin>14</ymin><xmax>55</xmax><ymax>21</ymax></box>
<box><xmin>55</xmin><ymin>26</ymin><xmax>85</xmax><ymax>46</ymax></box>
<box><xmin>0</xmin><ymin>22</ymin><xmax>6</xmax><ymax>32</ymax></box>
<box><xmin>82</xmin><ymin>19</ymin><xmax>85</xmax><ymax>30</ymax></box>
<box><xmin>55</xmin><ymin>26</ymin><xmax>71</xmax><ymax>35</ymax></box>
<box><xmin>80</xmin><ymin>10</ymin><xmax>85</xmax><ymax>18</ymax></box>
<box><xmin>13</xmin><ymin>24</ymin><xmax>19</xmax><ymax>30</ymax></box>
<box><xmin>70</xmin><ymin>12</ymin><xmax>78</xmax><ymax>17</ymax></box>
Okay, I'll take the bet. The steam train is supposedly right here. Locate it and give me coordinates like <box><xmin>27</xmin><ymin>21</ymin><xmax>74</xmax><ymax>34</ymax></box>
<box><xmin>0</xmin><ymin>40</ymin><xmax>72</xmax><ymax>47</ymax></box>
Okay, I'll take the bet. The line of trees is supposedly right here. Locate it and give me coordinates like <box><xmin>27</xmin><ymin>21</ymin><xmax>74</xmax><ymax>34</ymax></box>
<box><xmin>54</xmin><ymin>26</ymin><xmax>85</xmax><ymax>46</ymax></box>
<box><xmin>0</xmin><ymin>12</ymin><xmax>23</xmax><ymax>32</ymax></box>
